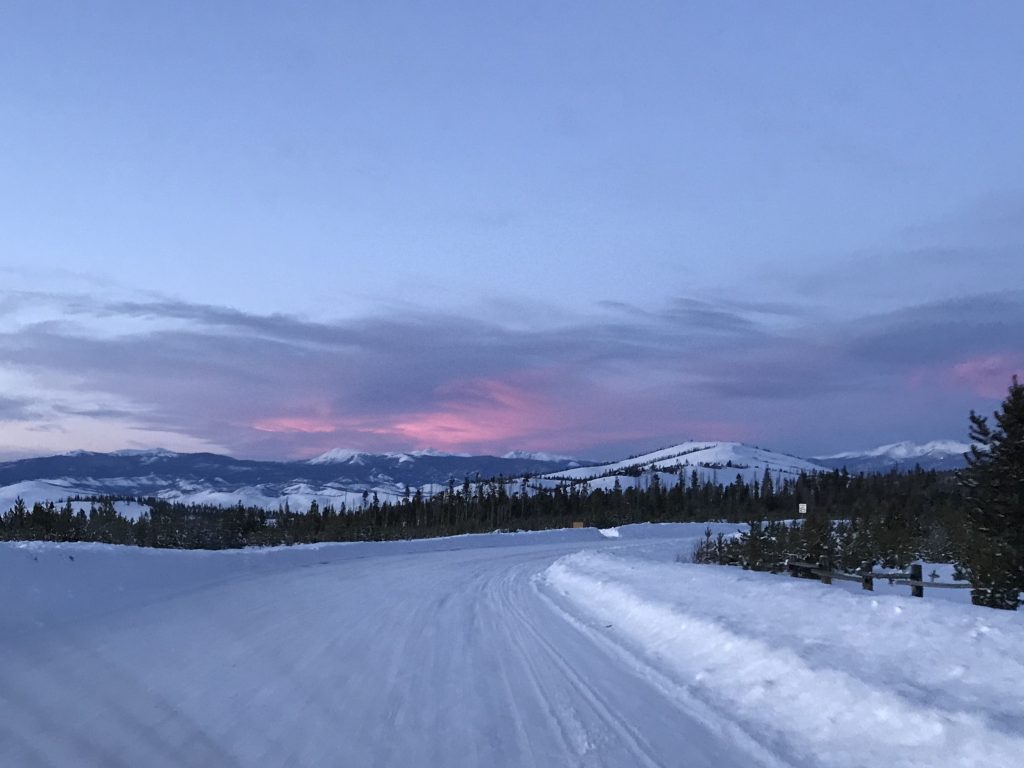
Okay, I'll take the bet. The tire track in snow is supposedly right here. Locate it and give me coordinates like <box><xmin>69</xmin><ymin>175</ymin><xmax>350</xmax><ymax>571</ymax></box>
<box><xmin>494</xmin><ymin>563</ymin><xmax>664</xmax><ymax>768</ymax></box>
<box><xmin>531</xmin><ymin>578</ymin><xmax>795</xmax><ymax>768</ymax></box>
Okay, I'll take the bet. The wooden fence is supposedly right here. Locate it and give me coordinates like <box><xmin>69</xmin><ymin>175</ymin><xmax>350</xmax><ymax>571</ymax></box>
<box><xmin>784</xmin><ymin>557</ymin><xmax>973</xmax><ymax>598</ymax></box>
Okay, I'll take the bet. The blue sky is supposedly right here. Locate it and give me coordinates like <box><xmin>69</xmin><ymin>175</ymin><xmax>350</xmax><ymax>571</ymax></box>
<box><xmin>1</xmin><ymin>1</ymin><xmax>1023</xmax><ymax>460</ymax></box>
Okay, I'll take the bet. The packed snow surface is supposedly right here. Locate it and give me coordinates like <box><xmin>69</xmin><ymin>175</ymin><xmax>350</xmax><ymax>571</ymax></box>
<box><xmin>3</xmin><ymin>524</ymin><xmax>1021</xmax><ymax>767</ymax></box>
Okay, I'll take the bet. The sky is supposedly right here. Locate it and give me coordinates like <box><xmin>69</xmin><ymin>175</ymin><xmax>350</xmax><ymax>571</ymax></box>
<box><xmin>1</xmin><ymin>1</ymin><xmax>1023</xmax><ymax>461</ymax></box>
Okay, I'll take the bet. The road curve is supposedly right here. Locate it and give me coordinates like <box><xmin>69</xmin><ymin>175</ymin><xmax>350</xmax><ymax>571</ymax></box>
<box><xmin>1</xmin><ymin>528</ymin><xmax>779</xmax><ymax>767</ymax></box>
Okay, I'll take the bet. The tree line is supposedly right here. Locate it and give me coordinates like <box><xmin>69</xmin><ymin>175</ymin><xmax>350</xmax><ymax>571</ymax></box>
<box><xmin>0</xmin><ymin>465</ymin><xmax>965</xmax><ymax>556</ymax></box>
<box><xmin>695</xmin><ymin>377</ymin><xmax>1024</xmax><ymax>610</ymax></box>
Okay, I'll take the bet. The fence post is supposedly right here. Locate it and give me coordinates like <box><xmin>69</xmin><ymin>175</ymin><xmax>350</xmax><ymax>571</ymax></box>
<box><xmin>860</xmin><ymin>560</ymin><xmax>874</xmax><ymax>591</ymax></box>
<box><xmin>910</xmin><ymin>563</ymin><xmax>923</xmax><ymax>598</ymax></box>
<box><xmin>818</xmin><ymin>555</ymin><xmax>832</xmax><ymax>585</ymax></box>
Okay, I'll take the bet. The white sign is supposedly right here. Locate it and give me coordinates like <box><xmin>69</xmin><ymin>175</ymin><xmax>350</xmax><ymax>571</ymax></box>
<box><xmin>798</xmin><ymin>503</ymin><xmax>808</xmax><ymax>515</ymax></box>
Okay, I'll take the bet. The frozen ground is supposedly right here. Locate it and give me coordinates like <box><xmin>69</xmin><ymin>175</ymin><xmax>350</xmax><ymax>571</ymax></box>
<box><xmin>2</xmin><ymin>524</ymin><xmax>1021</xmax><ymax>767</ymax></box>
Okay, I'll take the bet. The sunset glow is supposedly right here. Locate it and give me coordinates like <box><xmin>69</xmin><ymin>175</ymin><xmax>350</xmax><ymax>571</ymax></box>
<box><xmin>1</xmin><ymin>3</ymin><xmax>1022</xmax><ymax>461</ymax></box>
<box><xmin>952</xmin><ymin>355</ymin><xmax>1024</xmax><ymax>399</ymax></box>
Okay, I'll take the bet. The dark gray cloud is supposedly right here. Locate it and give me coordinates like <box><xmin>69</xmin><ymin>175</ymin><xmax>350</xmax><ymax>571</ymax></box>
<box><xmin>840</xmin><ymin>294</ymin><xmax>1024</xmax><ymax>367</ymax></box>
<box><xmin>1</xmin><ymin>289</ymin><xmax>1021</xmax><ymax>458</ymax></box>
<box><xmin>51</xmin><ymin>404</ymin><xmax>140</xmax><ymax>420</ymax></box>
<box><xmin>0</xmin><ymin>396</ymin><xmax>35</xmax><ymax>421</ymax></box>
<box><xmin>791</xmin><ymin>189</ymin><xmax>1024</xmax><ymax>310</ymax></box>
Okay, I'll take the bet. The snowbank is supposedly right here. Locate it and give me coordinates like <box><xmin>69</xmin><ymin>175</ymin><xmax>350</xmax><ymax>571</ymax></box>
<box><xmin>542</xmin><ymin>552</ymin><xmax>1024</xmax><ymax>768</ymax></box>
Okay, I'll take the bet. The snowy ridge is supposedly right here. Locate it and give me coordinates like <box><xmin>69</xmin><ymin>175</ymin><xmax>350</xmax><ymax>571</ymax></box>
<box><xmin>539</xmin><ymin>442</ymin><xmax>826</xmax><ymax>490</ymax></box>
<box><xmin>1</xmin><ymin>439</ymin><xmax>971</xmax><ymax>513</ymax></box>
<box><xmin>307</xmin><ymin>448</ymin><xmax>372</xmax><ymax>466</ymax></box>
<box><xmin>0</xmin><ymin>480</ymin><xmax>77</xmax><ymax>514</ymax></box>
<box><xmin>818</xmin><ymin>440</ymin><xmax>970</xmax><ymax>461</ymax></box>
<box><xmin>0</xmin><ymin>477</ymin><xmax>417</xmax><ymax>515</ymax></box>
<box><xmin>814</xmin><ymin>440</ymin><xmax>971</xmax><ymax>472</ymax></box>
<box><xmin>308</xmin><ymin>447</ymin><xmax>474</xmax><ymax>464</ymax></box>
<box><xmin>0</xmin><ymin>442</ymin><xmax>821</xmax><ymax>513</ymax></box>
<box><xmin>407</xmin><ymin>448</ymin><xmax>471</xmax><ymax>458</ymax></box>
<box><xmin>110</xmin><ymin>448</ymin><xmax>180</xmax><ymax>458</ymax></box>
<box><xmin>0</xmin><ymin>449</ymin><xmax>589</xmax><ymax>512</ymax></box>
<box><xmin>307</xmin><ymin>448</ymin><xmax>376</xmax><ymax>465</ymax></box>
<box><xmin>502</xmin><ymin>450</ymin><xmax>581</xmax><ymax>464</ymax></box>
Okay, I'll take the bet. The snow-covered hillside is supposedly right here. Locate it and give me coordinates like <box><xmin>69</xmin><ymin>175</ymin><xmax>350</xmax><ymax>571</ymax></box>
<box><xmin>815</xmin><ymin>440</ymin><xmax>970</xmax><ymax>472</ymax></box>
<box><xmin>3</xmin><ymin>524</ymin><xmax>1020</xmax><ymax>767</ymax></box>
<box><xmin>1</xmin><ymin>443</ymin><xmax>828</xmax><ymax>513</ymax></box>
<box><xmin>0</xmin><ymin>449</ymin><xmax>589</xmax><ymax>512</ymax></box>
<box><xmin>0</xmin><ymin>439</ymin><xmax>971</xmax><ymax>515</ymax></box>
<box><xmin>538</xmin><ymin>441</ymin><xmax>826</xmax><ymax>492</ymax></box>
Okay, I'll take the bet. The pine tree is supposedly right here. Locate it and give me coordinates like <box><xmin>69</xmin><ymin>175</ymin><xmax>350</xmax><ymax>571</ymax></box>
<box><xmin>959</xmin><ymin>375</ymin><xmax>1024</xmax><ymax>609</ymax></box>
<box><xmin>738</xmin><ymin>512</ymin><xmax>769</xmax><ymax>569</ymax></box>
<box><xmin>760</xmin><ymin>468</ymin><xmax>774</xmax><ymax>504</ymax></box>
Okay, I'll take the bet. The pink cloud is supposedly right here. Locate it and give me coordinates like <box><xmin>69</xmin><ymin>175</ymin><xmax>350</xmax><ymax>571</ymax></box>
<box><xmin>383</xmin><ymin>378</ymin><xmax>565</xmax><ymax>450</ymax></box>
<box><xmin>951</xmin><ymin>355</ymin><xmax>1023</xmax><ymax>398</ymax></box>
<box><xmin>248</xmin><ymin>373</ymin><xmax>763</xmax><ymax>458</ymax></box>
<box><xmin>246</xmin><ymin>377</ymin><xmax>565</xmax><ymax>452</ymax></box>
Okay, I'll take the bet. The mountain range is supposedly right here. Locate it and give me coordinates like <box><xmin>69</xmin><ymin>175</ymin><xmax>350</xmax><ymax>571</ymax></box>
<box><xmin>812</xmin><ymin>440</ymin><xmax>970</xmax><ymax>473</ymax></box>
<box><xmin>0</xmin><ymin>449</ymin><xmax>591</xmax><ymax>513</ymax></box>
<box><xmin>0</xmin><ymin>440</ymin><xmax>969</xmax><ymax>513</ymax></box>
<box><xmin>535</xmin><ymin>442</ymin><xmax>825</xmax><ymax>493</ymax></box>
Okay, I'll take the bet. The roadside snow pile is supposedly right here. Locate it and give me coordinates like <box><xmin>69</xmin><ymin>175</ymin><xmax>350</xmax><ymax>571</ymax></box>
<box><xmin>541</xmin><ymin>552</ymin><xmax>1024</xmax><ymax>768</ymax></box>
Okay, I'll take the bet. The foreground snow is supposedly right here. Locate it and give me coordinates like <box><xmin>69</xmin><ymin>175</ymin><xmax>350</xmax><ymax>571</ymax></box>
<box><xmin>3</xmin><ymin>525</ymin><xmax>1020</xmax><ymax>767</ymax></box>
<box><xmin>544</xmin><ymin>553</ymin><xmax>1024</xmax><ymax>768</ymax></box>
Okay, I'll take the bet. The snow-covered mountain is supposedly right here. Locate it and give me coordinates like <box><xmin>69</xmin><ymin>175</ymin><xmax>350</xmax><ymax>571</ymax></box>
<box><xmin>307</xmin><ymin>447</ymin><xmax>474</xmax><ymax>465</ymax></box>
<box><xmin>813</xmin><ymin>440</ymin><xmax>970</xmax><ymax>473</ymax></box>
<box><xmin>0</xmin><ymin>449</ymin><xmax>591</xmax><ymax>512</ymax></box>
<box><xmin>502</xmin><ymin>450</ymin><xmax>582</xmax><ymax>465</ymax></box>
<box><xmin>535</xmin><ymin>442</ymin><xmax>827</xmax><ymax>493</ymax></box>
<box><xmin>307</xmin><ymin>448</ymin><xmax>379</xmax><ymax>465</ymax></box>
<box><xmin>2</xmin><ymin>438</ymin><xmax>969</xmax><ymax>513</ymax></box>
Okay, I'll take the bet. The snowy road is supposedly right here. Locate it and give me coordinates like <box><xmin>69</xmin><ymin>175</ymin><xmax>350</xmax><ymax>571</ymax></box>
<box><xmin>3</xmin><ymin>525</ymin><xmax>1022</xmax><ymax>767</ymax></box>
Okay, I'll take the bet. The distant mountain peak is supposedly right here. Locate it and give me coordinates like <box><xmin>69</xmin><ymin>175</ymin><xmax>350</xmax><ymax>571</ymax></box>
<box><xmin>539</xmin><ymin>441</ymin><xmax>826</xmax><ymax>492</ymax></box>
<box><xmin>58</xmin><ymin>448</ymin><xmax>180</xmax><ymax>460</ymax></box>
<box><xmin>812</xmin><ymin>440</ymin><xmax>970</xmax><ymax>473</ymax></box>
<box><xmin>307</xmin><ymin>447</ymin><xmax>473</xmax><ymax>465</ymax></box>
<box><xmin>306</xmin><ymin>448</ymin><xmax>371</xmax><ymax>465</ymax></box>
<box><xmin>502</xmin><ymin>450</ymin><xmax>580</xmax><ymax>463</ymax></box>
<box><xmin>110</xmin><ymin>448</ymin><xmax>179</xmax><ymax>458</ymax></box>
<box><xmin>407</xmin><ymin>448</ymin><xmax>470</xmax><ymax>458</ymax></box>
<box><xmin>817</xmin><ymin>440</ymin><xmax>970</xmax><ymax>461</ymax></box>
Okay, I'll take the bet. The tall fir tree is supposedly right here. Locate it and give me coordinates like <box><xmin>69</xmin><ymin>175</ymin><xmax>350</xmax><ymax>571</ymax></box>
<box><xmin>959</xmin><ymin>375</ymin><xmax>1024</xmax><ymax>609</ymax></box>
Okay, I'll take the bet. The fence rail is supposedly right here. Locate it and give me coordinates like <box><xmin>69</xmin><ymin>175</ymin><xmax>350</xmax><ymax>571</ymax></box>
<box><xmin>783</xmin><ymin>557</ymin><xmax>972</xmax><ymax>597</ymax></box>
